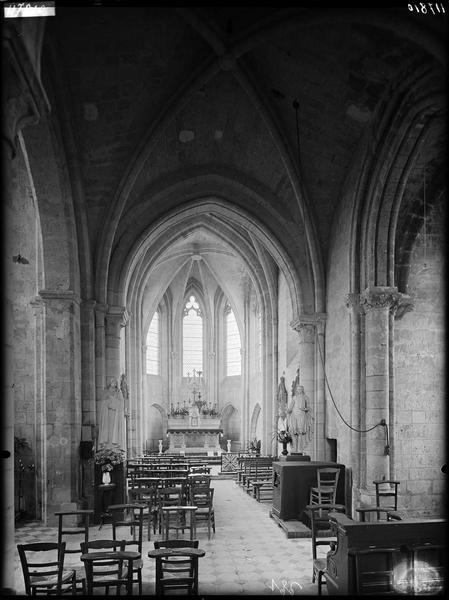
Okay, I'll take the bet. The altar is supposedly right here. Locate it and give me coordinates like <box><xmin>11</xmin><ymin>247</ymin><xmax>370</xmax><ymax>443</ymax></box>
<box><xmin>167</xmin><ymin>416</ymin><xmax>223</xmax><ymax>455</ymax></box>
<box><xmin>167</xmin><ymin>369</ymin><xmax>223</xmax><ymax>454</ymax></box>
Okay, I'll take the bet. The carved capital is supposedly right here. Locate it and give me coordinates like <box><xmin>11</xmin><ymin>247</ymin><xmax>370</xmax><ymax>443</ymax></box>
<box><xmin>360</xmin><ymin>286</ymin><xmax>402</xmax><ymax>313</ymax></box>
<box><xmin>290</xmin><ymin>313</ymin><xmax>326</xmax><ymax>341</ymax></box>
<box><xmin>107</xmin><ymin>305</ymin><xmax>130</xmax><ymax>328</ymax></box>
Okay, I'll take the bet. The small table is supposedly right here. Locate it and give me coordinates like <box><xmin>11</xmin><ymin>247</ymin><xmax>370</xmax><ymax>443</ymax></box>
<box><xmin>80</xmin><ymin>550</ymin><xmax>140</xmax><ymax>595</ymax></box>
<box><xmin>98</xmin><ymin>483</ymin><xmax>116</xmax><ymax>529</ymax></box>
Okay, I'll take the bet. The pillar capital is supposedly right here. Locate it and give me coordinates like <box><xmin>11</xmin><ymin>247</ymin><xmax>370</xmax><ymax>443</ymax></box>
<box><xmin>38</xmin><ymin>289</ymin><xmax>80</xmax><ymax>306</ymax></box>
<box><xmin>106</xmin><ymin>305</ymin><xmax>130</xmax><ymax>328</ymax></box>
<box><xmin>360</xmin><ymin>286</ymin><xmax>402</xmax><ymax>312</ymax></box>
<box><xmin>290</xmin><ymin>313</ymin><xmax>326</xmax><ymax>340</ymax></box>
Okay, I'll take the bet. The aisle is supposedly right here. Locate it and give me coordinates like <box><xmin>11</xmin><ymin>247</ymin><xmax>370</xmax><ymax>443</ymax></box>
<box><xmin>14</xmin><ymin>479</ymin><xmax>322</xmax><ymax>595</ymax></box>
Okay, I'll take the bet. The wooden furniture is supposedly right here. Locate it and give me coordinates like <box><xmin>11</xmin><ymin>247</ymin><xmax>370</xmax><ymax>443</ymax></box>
<box><xmin>272</xmin><ymin>461</ymin><xmax>346</xmax><ymax>521</ymax></box>
<box><xmin>161</xmin><ymin>505</ymin><xmax>198</xmax><ymax>540</ymax></box>
<box><xmin>356</xmin><ymin>479</ymin><xmax>400</xmax><ymax>522</ymax></box>
<box><xmin>355</xmin><ymin>506</ymin><xmax>393</xmax><ymax>522</ymax></box>
<box><xmin>306</xmin><ymin>503</ymin><xmax>346</xmax><ymax>595</ymax></box>
<box><xmin>17</xmin><ymin>542</ymin><xmax>76</xmax><ymax>596</ymax></box>
<box><xmin>374</xmin><ymin>479</ymin><xmax>400</xmax><ymax>512</ymax></box>
<box><xmin>148</xmin><ymin>540</ymin><xmax>205</xmax><ymax>595</ymax></box>
<box><xmin>80</xmin><ymin>538</ymin><xmax>127</xmax><ymax>595</ymax></box>
<box><xmin>324</xmin><ymin>512</ymin><xmax>446</xmax><ymax>595</ymax></box>
<box><xmin>108</xmin><ymin>503</ymin><xmax>144</xmax><ymax>594</ymax></box>
<box><xmin>98</xmin><ymin>483</ymin><xmax>116</xmax><ymax>528</ymax></box>
<box><xmin>128</xmin><ymin>482</ymin><xmax>159</xmax><ymax>539</ymax></box>
<box><xmin>190</xmin><ymin>487</ymin><xmax>215</xmax><ymax>539</ymax></box>
<box><xmin>157</xmin><ymin>487</ymin><xmax>184</xmax><ymax>533</ymax></box>
<box><xmin>310</xmin><ymin>468</ymin><xmax>340</xmax><ymax>506</ymax></box>
<box><xmin>252</xmin><ymin>479</ymin><xmax>274</xmax><ymax>502</ymax></box>
<box><xmin>80</xmin><ymin>547</ymin><xmax>140</xmax><ymax>596</ymax></box>
<box><xmin>187</xmin><ymin>474</ymin><xmax>211</xmax><ymax>502</ymax></box>
<box><xmin>54</xmin><ymin>509</ymin><xmax>94</xmax><ymax>593</ymax></box>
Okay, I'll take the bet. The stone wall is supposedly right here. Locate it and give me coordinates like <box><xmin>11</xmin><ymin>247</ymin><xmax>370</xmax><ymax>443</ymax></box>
<box><xmin>7</xmin><ymin>143</ymin><xmax>41</xmax><ymax>520</ymax></box>
<box><xmin>394</xmin><ymin>200</ymin><xmax>446</xmax><ymax>517</ymax></box>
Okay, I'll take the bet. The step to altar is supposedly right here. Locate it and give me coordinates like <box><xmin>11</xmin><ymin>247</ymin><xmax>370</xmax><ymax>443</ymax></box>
<box><xmin>269</xmin><ymin>510</ymin><xmax>311</xmax><ymax>538</ymax></box>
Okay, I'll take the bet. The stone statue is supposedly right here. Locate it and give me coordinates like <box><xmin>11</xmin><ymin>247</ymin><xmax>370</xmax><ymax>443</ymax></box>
<box><xmin>120</xmin><ymin>373</ymin><xmax>129</xmax><ymax>402</ymax></box>
<box><xmin>97</xmin><ymin>377</ymin><xmax>126</xmax><ymax>449</ymax></box>
<box><xmin>287</xmin><ymin>368</ymin><xmax>313</xmax><ymax>452</ymax></box>
<box><xmin>277</xmin><ymin>371</ymin><xmax>288</xmax><ymax>420</ymax></box>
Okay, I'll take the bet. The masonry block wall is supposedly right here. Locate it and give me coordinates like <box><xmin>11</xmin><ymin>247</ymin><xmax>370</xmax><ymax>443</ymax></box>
<box><xmin>394</xmin><ymin>200</ymin><xmax>446</xmax><ymax>517</ymax></box>
<box><xmin>323</xmin><ymin>179</ymin><xmax>353</xmax><ymax>468</ymax></box>
<box><xmin>8</xmin><ymin>145</ymin><xmax>41</xmax><ymax>520</ymax></box>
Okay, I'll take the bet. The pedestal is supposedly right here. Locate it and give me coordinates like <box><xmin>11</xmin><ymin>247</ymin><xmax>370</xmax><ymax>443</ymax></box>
<box><xmin>272</xmin><ymin>461</ymin><xmax>346</xmax><ymax>522</ymax></box>
<box><xmin>94</xmin><ymin>464</ymin><xmax>125</xmax><ymax>524</ymax></box>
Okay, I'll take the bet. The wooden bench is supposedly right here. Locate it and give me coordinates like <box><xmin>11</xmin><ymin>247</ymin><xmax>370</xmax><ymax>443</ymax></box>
<box><xmin>324</xmin><ymin>512</ymin><xmax>446</xmax><ymax>595</ymax></box>
<box><xmin>252</xmin><ymin>479</ymin><xmax>274</xmax><ymax>502</ymax></box>
<box><xmin>239</xmin><ymin>458</ymin><xmax>273</xmax><ymax>493</ymax></box>
<box><xmin>245</xmin><ymin>464</ymin><xmax>273</xmax><ymax>496</ymax></box>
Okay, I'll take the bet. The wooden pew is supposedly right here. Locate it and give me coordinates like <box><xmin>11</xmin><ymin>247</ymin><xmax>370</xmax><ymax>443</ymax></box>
<box><xmin>245</xmin><ymin>462</ymin><xmax>273</xmax><ymax>496</ymax></box>
<box><xmin>324</xmin><ymin>512</ymin><xmax>446</xmax><ymax>595</ymax></box>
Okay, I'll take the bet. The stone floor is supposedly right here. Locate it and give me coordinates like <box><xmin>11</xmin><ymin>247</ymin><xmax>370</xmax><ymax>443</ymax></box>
<box><xmin>14</xmin><ymin>478</ymin><xmax>329</xmax><ymax>596</ymax></box>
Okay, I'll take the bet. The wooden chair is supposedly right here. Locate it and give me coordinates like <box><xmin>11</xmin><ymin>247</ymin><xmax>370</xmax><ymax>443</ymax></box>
<box><xmin>157</xmin><ymin>487</ymin><xmax>184</xmax><ymax>533</ymax></box>
<box><xmin>374</xmin><ymin>480</ymin><xmax>400</xmax><ymax>513</ymax></box>
<box><xmin>356</xmin><ymin>480</ymin><xmax>400</xmax><ymax>522</ymax></box>
<box><xmin>108</xmin><ymin>503</ymin><xmax>144</xmax><ymax>595</ymax></box>
<box><xmin>190</xmin><ymin>487</ymin><xmax>215</xmax><ymax>539</ymax></box>
<box><xmin>80</xmin><ymin>538</ymin><xmax>128</xmax><ymax>595</ymax></box>
<box><xmin>55</xmin><ymin>509</ymin><xmax>94</xmax><ymax>594</ymax></box>
<box><xmin>17</xmin><ymin>542</ymin><xmax>76</xmax><ymax>596</ymax></box>
<box><xmin>309</xmin><ymin>468</ymin><xmax>340</xmax><ymax>507</ymax></box>
<box><xmin>306</xmin><ymin>503</ymin><xmax>346</xmax><ymax>595</ymax></box>
<box><xmin>149</xmin><ymin>539</ymin><xmax>205</xmax><ymax>595</ymax></box>
<box><xmin>188</xmin><ymin>474</ymin><xmax>211</xmax><ymax>503</ymax></box>
<box><xmin>128</xmin><ymin>482</ymin><xmax>159</xmax><ymax>540</ymax></box>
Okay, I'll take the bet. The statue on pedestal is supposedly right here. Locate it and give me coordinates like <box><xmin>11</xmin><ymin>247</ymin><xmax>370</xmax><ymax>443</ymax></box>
<box><xmin>97</xmin><ymin>378</ymin><xmax>126</xmax><ymax>450</ymax></box>
<box><xmin>287</xmin><ymin>367</ymin><xmax>313</xmax><ymax>452</ymax></box>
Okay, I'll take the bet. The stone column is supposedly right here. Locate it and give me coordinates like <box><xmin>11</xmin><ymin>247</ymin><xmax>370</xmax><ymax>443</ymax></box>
<box><xmin>2</xmin><ymin>21</ymin><xmax>49</xmax><ymax>592</ymax></box>
<box><xmin>30</xmin><ymin>296</ymin><xmax>46</xmax><ymax>520</ymax></box>
<box><xmin>105</xmin><ymin>306</ymin><xmax>129</xmax><ymax>382</ymax></box>
<box><xmin>40</xmin><ymin>290</ymin><xmax>82</xmax><ymax>524</ymax></box>
<box><xmin>81</xmin><ymin>300</ymin><xmax>97</xmax><ymax>425</ymax></box>
<box><xmin>291</xmin><ymin>314</ymin><xmax>326</xmax><ymax>460</ymax></box>
<box><xmin>345</xmin><ymin>293</ymin><xmax>364</xmax><ymax>498</ymax></box>
<box><xmin>94</xmin><ymin>303</ymin><xmax>107</xmax><ymax>400</ymax></box>
<box><xmin>360</xmin><ymin>286</ymin><xmax>401</xmax><ymax>488</ymax></box>
<box><xmin>80</xmin><ymin>300</ymin><xmax>96</xmax><ymax>508</ymax></box>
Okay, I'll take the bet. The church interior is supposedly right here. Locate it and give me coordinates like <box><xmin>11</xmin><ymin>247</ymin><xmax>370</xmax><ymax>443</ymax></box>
<box><xmin>2</xmin><ymin>4</ymin><xmax>447</xmax><ymax>595</ymax></box>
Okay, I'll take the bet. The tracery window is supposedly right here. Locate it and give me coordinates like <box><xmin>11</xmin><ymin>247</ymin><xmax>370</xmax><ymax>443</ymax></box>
<box><xmin>225</xmin><ymin>303</ymin><xmax>241</xmax><ymax>376</ymax></box>
<box><xmin>183</xmin><ymin>295</ymin><xmax>203</xmax><ymax>376</ymax></box>
<box><xmin>146</xmin><ymin>310</ymin><xmax>160</xmax><ymax>375</ymax></box>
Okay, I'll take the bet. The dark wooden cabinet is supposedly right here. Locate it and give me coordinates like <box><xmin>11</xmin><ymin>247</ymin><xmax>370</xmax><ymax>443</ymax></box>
<box><xmin>272</xmin><ymin>461</ymin><xmax>346</xmax><ymax>521</ymax></box>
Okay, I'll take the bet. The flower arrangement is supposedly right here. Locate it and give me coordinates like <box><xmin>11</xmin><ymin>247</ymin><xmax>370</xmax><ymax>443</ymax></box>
<box><xmin>94</xmin><ymin>446</ymin><xmax>126</xmax><ymax>472</ymax></box>
<box><xmin>277</xmin><ymin>430</ymin><xmax>293</xmax><ymax>445</ymax></box>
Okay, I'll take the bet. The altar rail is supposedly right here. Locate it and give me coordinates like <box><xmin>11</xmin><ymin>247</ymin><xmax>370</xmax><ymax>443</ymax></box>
<box><xmin>325</xmin><ymin>512</ymin><xmax>446</xmax><ymax>595</ymax></box>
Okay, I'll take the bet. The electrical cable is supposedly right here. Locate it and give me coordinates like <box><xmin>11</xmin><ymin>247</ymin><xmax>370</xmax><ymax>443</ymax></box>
<box><xmin>315</xmin><ymin>327</ymin><xmax>385</xmax><ymax>435</ymax></box>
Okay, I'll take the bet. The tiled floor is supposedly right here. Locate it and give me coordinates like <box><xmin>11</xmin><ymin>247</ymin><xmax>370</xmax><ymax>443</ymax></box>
<box><xmin>14</xmin><ymin>478</ymin><xmax>327</xmax><ymax>595</ymax></box>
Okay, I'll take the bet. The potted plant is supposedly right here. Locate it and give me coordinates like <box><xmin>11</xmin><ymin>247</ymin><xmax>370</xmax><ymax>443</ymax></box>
<box><xmin>93</xmin><ymin>445</ymin><xmax>126</xmax><ymax>484</ymax></box>
<box><xmin>277</xmin><ymin>430</ymin><xmax>293</xmax><ymax>455</ymax></box>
